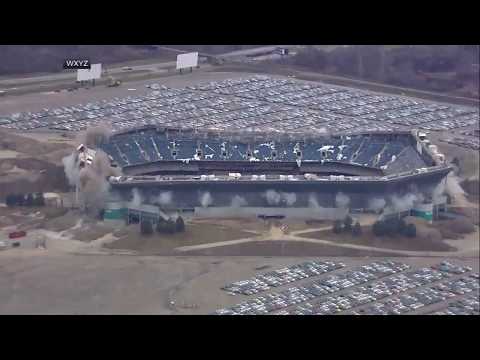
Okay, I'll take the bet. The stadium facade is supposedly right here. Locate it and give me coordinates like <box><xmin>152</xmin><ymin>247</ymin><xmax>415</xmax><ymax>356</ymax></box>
<box><xmin>98</xmin><ymin>126</ymin><xmax>451</xmax><ymax>218</ymax></box>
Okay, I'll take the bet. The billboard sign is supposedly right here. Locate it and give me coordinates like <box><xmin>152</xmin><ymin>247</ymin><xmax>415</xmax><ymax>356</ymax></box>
<box><xmin>77</xmin><ymin>63</ymin><xmax>102</xmax><ymax>81</ymax></box>
<box><xmin>176</xmin><ymin>52</ymin><xmax>199</xmax><ymax>70</ymax></box>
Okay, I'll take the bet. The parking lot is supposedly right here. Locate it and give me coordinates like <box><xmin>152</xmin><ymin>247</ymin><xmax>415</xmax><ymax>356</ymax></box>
<box><xmin>439</xmin><ymin>136</ymin><xmax>479</xmax><ymax>151</ymax></box>
<box><xmin>221</xmin><ymin>260</ymin><xmax>346</xmax><ymax>296</ymax></box>
<box><xmin>214</xmin><ymin>260</ymin><xmax>479</xmax><ymax>315</ymax></box>
<box><xmin>1</xmin><ymin>76</ymin><xmax>478</xmax><ymax>136</ymax></box>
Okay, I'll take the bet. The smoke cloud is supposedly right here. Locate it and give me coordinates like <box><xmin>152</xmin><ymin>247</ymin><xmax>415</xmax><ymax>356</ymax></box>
<box><xmin>61</xmin><ymin>123</ymin><xmax>122</xmax><ymax>217</ymax></box>
<box><xmin>432</xmin><ymin>180</ymin><xmax>446</xmax><ymax>204</ymax></box>
<box><xmin>265</xmin><ymin>190</ymin><xmax>282</xmax><ymax>206</ymax></box>
<box><xmin>264</xmin><ymin>190</ymin><xmax>297</xmax><ymax>206</ymax></box>
<box><xmin>129</xmin><ymin>188</ymin><xmax>144</xmax><ymax>207</ymax></box>
<box><xmin>63</xmin><ymin>148</ymin><xmax>121</xmax><ymax>216</ymax></box>
<box><xmin>78</xmin><ymin>122</ymin><xmax>112</xmax><ymax>148</ymax></box>
<box><xmin>308</xmin><ymin>194</ymin><xmax>321</xmax><ymax>209</ymax></box>
<box><xmin>200</xmin><ymin>192</ymin><xmax>213</xmax><ymax>207</ymax></box>
<box><xmin>445</xmin><ymin>174</ymin><xmax>468</xmax><ymax>206</ymax></box>
<box><xmin>62</xmin><ymin>152</ymin><xmax>80</xmax><ymax>186</ymax></box>
<box><xmin>335</xmin><ymin>192</ymin><xmax>350</xmax><ymax>208</ymax></box>
<box><xmin>282</xmin><ymin>193</ymin><xmax>297</xmax><ymax>206</ymax></box>
<box><xmin>368</xmin><ymin>197</ymin><xmax>386</xmax><ymax>212</ymax></box>
<box><xmin>231</xmin><ymin>195</ymin><xmax>248</xmax><ymax>208</ymax></box>
<box><xmin>155</xmin><ymin>191</ymin><xmax>173</xmax><ymax>206</ymax></box>
<box><xmin>388</xmin><ymin>193</ymin><xmax>419</xmax><ymax>213</ymax></box>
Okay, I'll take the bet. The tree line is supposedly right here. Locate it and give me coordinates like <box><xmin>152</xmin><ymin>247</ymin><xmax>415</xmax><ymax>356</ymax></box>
<box><xmin>140</xmin><ymin>216</ymin><xmax>186</xmax><ymax>236</ymax></box>
<box><xmin>333</xmin><ymin>215</ymin><xmax>362</xmax><ymax>237</ymax></box>
<box><xmin>372</xmin><ymin>217</ymin><xmax>416</xmax><ymax>238</ymax></box>
<box><xmin>289</xmin><ymin>45</ymin><xmax>479</xmax><ymax>95</ymax></box>
<box><xmin>332</xmin><ymin>215</ymin><xmax>417</xmax><ymax>238</ymax></box>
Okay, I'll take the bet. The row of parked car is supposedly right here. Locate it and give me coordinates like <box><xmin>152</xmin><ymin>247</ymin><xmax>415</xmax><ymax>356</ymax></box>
<box><xmin>440</xmin><ymin>137</ymin><xmax>480</xmax><ymax>151</ymax></box>
<box><xmin>215</xmin><ymin>261</ymin><xmax>411</xmax><ymax>315</ymax></box>
<box><xmin>190</xmin><ymin>76</ymin><xmax>478</xmax><ymax>133</ymax></box>
<box><xmin>221</xmin><ymin>260</ymin><xmax>346</xmax><ymax>296</ymax></box>
<box><xmin>215</xmin><ymin>261</ymin><xmax>476</xmax><ymax>315</ymax></box>
<box><xmin>349</xmin><ymin>274</ymin><xmax>479</xmax><ymax>315</ymax></box>
<box><xmin>286</xmin><ymin>265</ymin><xmax>476</xmax><ymax>315</ymax></box>
<box><xmin>433</xmin><ymin>292</ymin><xmax>480</xmax><ymax>315</ymax></box>
<box><xmin>1</xmin><ymin>76</ymin><xmax>478</xmax><ymax>136</ymax></box>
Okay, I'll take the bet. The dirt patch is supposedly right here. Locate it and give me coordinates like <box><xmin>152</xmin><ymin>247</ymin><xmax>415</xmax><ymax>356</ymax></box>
<box><xmin>0</xmin><ymin>130</ymin><xmax>72</xmax><ymax>158</ymax></box>
<box><xmin>104</xmin><ymin>222</ymin><xmax>252</xmax><ymax>255</ymax></box>
<box><xmin>299</xmin><ymin>225</ymin><xmax>455</xmax><ymax>252</ymax></box>
<box><xmin>0</xmin><ymin>216</ymin><xmax>15</xmax><ymax>228</ymax></box>
<box><xmin>435</xmin><ymin>218</ymin><xmax>476</xmax><ymax>238</ymax></box>
<box><xmin>181</xmin><ymin>240</ymin><xmax>400</xmax><ymax>257</ymax></box>
<box><xmin>192</xmin><ymin>217</ymin><xmax>332</xmax><ymax>234</ymax></box>
<box><xmin>67</xmin><ymin>222</ymin><xmax>116</xmax><ymax>242</ymax></box>
<box><xmin>447</xmin><ymin>207</ymin><xmax>479</xmax><ymax>225</ymax></box>
<box><xmin>190</xmin><ymin>217</ymin><xmax>266</xmax><ymax>233</ymax></box>
<box><xmin>0</xmin><ymin>206</ymin><xmax>68</xmax><ymax>230</ymax></box>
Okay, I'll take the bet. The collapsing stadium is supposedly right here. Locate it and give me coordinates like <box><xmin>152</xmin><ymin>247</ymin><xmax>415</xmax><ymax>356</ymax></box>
<box><xmin>92</xmin><ymin>126</ymin><xmax>452</xmax><ymax>220</ymax></box>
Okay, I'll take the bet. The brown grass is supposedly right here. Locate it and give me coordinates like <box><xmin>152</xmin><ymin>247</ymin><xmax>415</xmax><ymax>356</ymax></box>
<box><xmin>299</xmin><ymin>225</ymin><xmax>455</xmax><ymax>252</ymax></box>
<box><xmin>104</xmin><ymin>222</ymin><xmax>253</xmax><ymax>254</ymax></box>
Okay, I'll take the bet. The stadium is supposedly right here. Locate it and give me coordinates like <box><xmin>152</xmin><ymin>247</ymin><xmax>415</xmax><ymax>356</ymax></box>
<box><xmin>95</xmin><ymin>125</ymin><xmax>451</xmax><ymax>221</ymax></box>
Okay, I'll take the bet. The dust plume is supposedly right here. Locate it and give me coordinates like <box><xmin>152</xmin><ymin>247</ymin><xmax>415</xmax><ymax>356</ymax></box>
<box><xmin>388</xmin><ymin>193</ymin><xmax>419</xmax><ymax>213</ymax></box>
<box><xmin>265</xmin><ymin>189</ymin><xmax>282</xmax><ymax>206</ymax></box>
<box><xmin>231</xmin><ymin>195</ymin><xmax>248</xmax><ymax>208</ymax></box>
<box><xmin>368</xmin><ymin>197</ymin><xmax>386</xmax><ymax>212</ymax></box>
<box><xmin>62</xmin><ymin>152</ymin><xmax>80</xmax><ymax>186</ymax></box>
<box><xmin>445</xmin><ymin>174</ymin><xmax>469</xmax><ymax>206</ymax></box>
<box><xmin>335</xmin><ymin>192</ymin><xmax>350</xmax><ymax>208</ymax></box>
<box><xmin>129</xmin><ymin>188</ymin><xmax>144</xmax><ymax>207</ymax></box>
<box><xmin>308</xmin><ymin>194</ymin><xmax>321</xmax><ymax>209</ymax></box>
<box><xmin>282</xmin><ymin>192</ymin><xmax>297</xmax><ymax>206</ymax></box>
<box><xmin>264</xmin><ymin>190</ymin><xmax>297</xmax><ymax>206</ymax></box>
<box><xmin>200</xmin><ymin>192</ymin><xmax>213</xmax><ymax>207</ymax></box>
<box><xmin>63</xmin><ymin>148</ymin><xmax>120</xmax><ymax>216</ymax></box>
<box><xmin>155</xmin><ymin>191</ymin><xmax>173</xmax><ymax>206</ymax></box>
<box><xmin>77</xmin><ymin>122</ymin><xmax>112</xmax><ymax>147</ymax></box>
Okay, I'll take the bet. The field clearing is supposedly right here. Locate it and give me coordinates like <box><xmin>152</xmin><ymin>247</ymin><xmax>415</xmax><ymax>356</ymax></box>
<box><xmin>104</xmin><ymin>222</ymin><xmax>254</xmax><ymax>255</ymax></box>
<box><xmin>180</xmin><ymin>240</ymin><xmax>400</xmax><ymax>257</ymax></box>
<box><xmin>298</xmin><ymin>227</ymin><xmax>456</xmax><ymax>252</ymax></box>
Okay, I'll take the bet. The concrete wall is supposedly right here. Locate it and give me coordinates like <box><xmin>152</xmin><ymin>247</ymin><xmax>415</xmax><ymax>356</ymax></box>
<box><xmin>193</xmin><ymin>206</ymin><xmax>348</xmax><ymax>220</ymax></box>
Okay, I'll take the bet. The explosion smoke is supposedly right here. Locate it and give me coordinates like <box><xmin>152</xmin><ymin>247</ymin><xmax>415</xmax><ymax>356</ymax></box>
<box><xmin>308</xmin><ymin>194</ymin><xmax>321</xmax><ymax>209</ymax></box>
<box><xmin>282</xmin><ymin>193</ymin><xmax>297</xmax><ymax>206</ymax></box>
<box><xmin>388</xmin><ymin>193</ymin><xmax>419</xmax><ymax>213</ymax></box>
<box><xmin>264</xmin><ymin>190</ymin><xmax>297</xmax><ymax>206</ymax></box>
<box><xmin>368</xmin><ymin>197</ymin><xmax>386</xmax><ymax>212</ymax></box>
<box><xmin>265</xmin><ymin>190</ymin><xmax>282</xmax><ymax>206</ymax></box>
<box><xmin>155</xmin><ymin>191</ymin><xmax>173</xmax><ymax>206</ymax></box>
<box><xmin>78</xmin><ymin>122</ymin><xmax>112</xmax><ymax>148</ymax></box>
<box><xmin>335</xmin><ymin>192</ymin><xmax>350</xmax><ymax>208</ymax></box>
<box><xmin>445</xmin><ymin>174</ymin><xmax>468</xmax><ymax>206</ymax></box>
<box><xmin>231</xmin><ymin>195</ymin><xmax>248</xmax><ymax>207</ymax></box>
<box><xmin>62</xmin><ymin>122</ymin><xmax>120</xmax><ymax>217</ymax></box>
<box><xmin>62</xmin><ymin>152</ymin><xmax>80</xmax><ymax>186</ymax></box>
<box><xmin>129</xmin><ymin>188</ymin><xmax>144</xmax><ymax>207</ymax></box>
<box><xmin>200</xmin><ymin>192</ymin><xmax>213</xmax><ymax>207</ymax></box>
